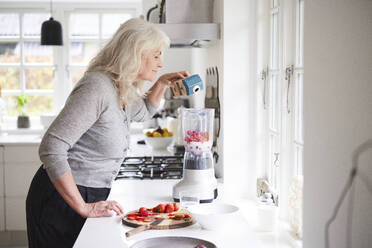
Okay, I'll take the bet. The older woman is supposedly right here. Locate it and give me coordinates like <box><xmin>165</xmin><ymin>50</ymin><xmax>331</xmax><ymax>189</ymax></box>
<box><xmin>26</xmin><ymin>18</ymin><xmax>189</xmax><ymax>248</ymax></box>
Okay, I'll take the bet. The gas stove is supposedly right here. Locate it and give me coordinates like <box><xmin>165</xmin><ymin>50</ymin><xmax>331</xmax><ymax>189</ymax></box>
<box><xmin>116</xmin><ymin>155</ymin><xmax>184</xmax><ymax>180</ymax></box>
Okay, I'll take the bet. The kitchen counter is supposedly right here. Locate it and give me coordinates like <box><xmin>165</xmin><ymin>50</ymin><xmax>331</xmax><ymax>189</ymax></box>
<box><xmin>0</xmin><ymin>134</ymin><xmax>41</xmax><ymax>145</ymax></box>
<box><xmin>73</xmin><ymin>179</ymin><xmax>263</xmax><ymax>248</ymax></box>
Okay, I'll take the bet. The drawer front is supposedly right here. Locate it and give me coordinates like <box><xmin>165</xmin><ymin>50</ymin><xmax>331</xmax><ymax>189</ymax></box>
<box><xmin>0</xmin><ymin>197</ymin><xmax>4</xmax><ymax>231</ymax></box>
<box><xmin>4</xmin><ymin>145</ymin><xmax>40</xmax><ymax>163</ymax></box>
<box><xmin>5</xmin><ymin>164</ymin><xmax>40</xmax><ymax>197</ymax></box>
<box><xmin>5</xmin><ymin>197</ymin><xmax>26</xmax><ymax>230</ymax></box>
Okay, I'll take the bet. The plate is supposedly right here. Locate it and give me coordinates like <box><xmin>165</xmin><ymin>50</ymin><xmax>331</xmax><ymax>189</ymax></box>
<box><xmin>130</xmin><ymin>236</ymin><xmax>217</xmax><ymax>248</ymax></box>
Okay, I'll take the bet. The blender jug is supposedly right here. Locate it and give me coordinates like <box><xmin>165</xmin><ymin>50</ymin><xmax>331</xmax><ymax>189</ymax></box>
<box><xmin>172</xmin><ymin>108</ymin><xmax>218</xmax><ymax>203</ymax></box>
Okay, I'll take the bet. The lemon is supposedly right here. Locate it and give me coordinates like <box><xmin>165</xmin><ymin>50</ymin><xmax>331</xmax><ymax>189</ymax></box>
<box><xmin>153</xmin><ymin>132</ymin><xmax>162</xmax><ymax>137</ymax></box>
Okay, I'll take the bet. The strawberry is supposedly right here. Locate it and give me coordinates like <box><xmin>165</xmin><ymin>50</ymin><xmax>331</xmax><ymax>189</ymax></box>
<box><xmin>173</xmin><ymin>202</ymin><xmax>179</xmax><ymax>211</ymax></box>
<box><xmin>165</xmin><ymin>203</ymin><xmax>174</xmax><ymax>213</ymax></box>
<box><xmin>154</xmin><ymin>204</ymin><xmax>165</xmax><ymax>213</ymax></box>
<box><xmin>140</xmin><ymin>210</ymin><xmax>149</xmax><ymax>217</ymax></box>
<box><xmin>138</xmin><ymin>207</ymin><xmax>146</xmax><ymax>213</ymax></box>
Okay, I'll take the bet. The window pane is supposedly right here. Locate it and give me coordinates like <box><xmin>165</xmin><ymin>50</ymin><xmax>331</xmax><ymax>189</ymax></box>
<box><xmin>0</xmin><ymin>42</ymin><xmax>20</xmax><ymax>63</ymax></box>
<box><xmin>269</xmin><ymin>134</ymin><xmax>280</xmax><ymax>191</ymax></box>
<box><xmin>70</xmin><ymin>66</ymin><xmax>86</xmax><ymax>86</ymax></box>
<box><xmin>295</xmin><ymin>145</ymin><xmax>303</xmax><ymax>176</ymax></box>
<box><xmin>297</xmin><ymin>0</ymin><xmax>304</xmax><ymax>66</ymax></box>
<box><xmin>0</xmin><ymin>14</ymin><xmax>19</xmax><ymax>37</ymax></box>
<box><xmin>4</xmin><ymin>95</ymin><xmax>54</xmax><ymax>116</ymax></box>
<box><xmin>0</xmin><ymin>67</ymin><xmax>20</xmax><ymax>89</ymax></box>
<box><xmin>270</xmin><ymin>13</ymin><xmax>278</xmax><ymax>69</ymax></box>
<box><xmin>269</xmin><ymin>75</ymin><xmax>278</xmax><ymax>131</ymax></box>
<box><xmin>25</xmin><ymin>95</ymin><xmax>54</xmax><ymax>116</ymax></box>
<box><xmin>70</xmin><ymin>14</ymin><xmax>99</xmax><ymax>38</ymax></box>
<box><xmin>23</xmin><ymin>13</ymin><xmax>50</xmax><ymax>37</ymax></box>
<box><xmin>24</xmin><ymin>42</ymin><xmax>53</xmax><ymax>64</ymax></box>
<box><xmin>25</xmin><ymin>67</ymin><xmax>53</xmax><ymax>89</ymax></box>
<box><xmin>295</xmin><ymin>73</ymin><xmax>303</xmax><ymax>142</ymax></box>
<box><xmin>70</xmin><ymin>42</ymin><xmax>99</xmax><ymax>64</ymax></box>
<box><xmin>102</xmin><ymin>13</ymin><xmax>131</xmax><ymax>38</ymax></box>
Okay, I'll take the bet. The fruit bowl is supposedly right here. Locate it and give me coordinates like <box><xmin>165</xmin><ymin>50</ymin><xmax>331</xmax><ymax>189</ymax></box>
<box><xmin>143</xmin><ymin>127</ymin><xmax>174</xmax><ymax>150</ymax></box>
<box><xmin>187</xmin><ymin>202</ymin><xmax>240</xmax><ymax>231</ymax></box>
<box><xmin>145</xmin><ymin>136</ymin><xmax>173</xmax><ymax>150</ymax></box>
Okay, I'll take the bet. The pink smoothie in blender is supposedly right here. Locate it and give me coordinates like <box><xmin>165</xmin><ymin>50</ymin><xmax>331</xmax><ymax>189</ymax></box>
<box><xmin>172</xmin><ymin>108</ymin><xmax>218</xmax><ymax>203</ymax></box>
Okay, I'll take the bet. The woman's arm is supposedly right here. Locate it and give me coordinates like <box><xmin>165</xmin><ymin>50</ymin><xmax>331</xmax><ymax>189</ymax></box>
<box><xmin>53</xmin><ymin>170</ymin><xmax>124</xmax><ymax>218</ymax></box>
<box><xmin>147</xmin><ymin>71</ymin><xmax>190</xmax><ymax>106</ymax></box>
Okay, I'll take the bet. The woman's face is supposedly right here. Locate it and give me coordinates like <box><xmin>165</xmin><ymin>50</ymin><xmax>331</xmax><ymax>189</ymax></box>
<box><xmin>136</xmin><ymin>48</ymin><xmax>163</xmax><ymax>82</ymax></box>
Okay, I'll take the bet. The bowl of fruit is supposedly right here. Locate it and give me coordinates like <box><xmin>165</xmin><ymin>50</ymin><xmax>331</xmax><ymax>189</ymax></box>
<box><xmin>144</xmin><ymin>127</ymin><xmax>174</xmax><ymax>150</ymax></box>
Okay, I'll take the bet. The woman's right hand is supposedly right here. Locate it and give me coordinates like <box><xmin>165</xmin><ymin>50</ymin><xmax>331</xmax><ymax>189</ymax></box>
<box><xmin>83</xmin><ymin>200</ymin><xmax>124</xmax><ymax>218</ymax></box>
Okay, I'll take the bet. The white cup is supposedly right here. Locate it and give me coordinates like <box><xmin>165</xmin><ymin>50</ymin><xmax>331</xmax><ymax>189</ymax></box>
<box><xmin>255</xmin><ymin>203</ymin><xmax>279</xmax><ymax>232</ymax></box>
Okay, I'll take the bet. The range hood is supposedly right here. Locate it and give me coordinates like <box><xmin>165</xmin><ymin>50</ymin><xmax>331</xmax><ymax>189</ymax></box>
<box><xmin>154</xmin><ymin>23</ymin><xmax>220</xmax><ymax>48</ymax></box>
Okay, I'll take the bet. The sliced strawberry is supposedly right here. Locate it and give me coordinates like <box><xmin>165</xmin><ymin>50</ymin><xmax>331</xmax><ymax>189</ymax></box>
<box><xmin>139</xmin><ymin>207</ymin><xmax>146</xmax><ymax>213</ymax></box>
<box><xmin>165</xmin><ymin>203</ymin><xmax>174</xmax><ymax>213</ymax></box>
<box><xmin>184</xmin><ymin>217</ymin><xmax>192</xmax><ymax>222</ymax></box>
<box><xmin>140</xmin><ymin>210</ymin><xmax>149</xmax><ymax>217</ymax></box>
<box><xmin>127</xmin><ymin>212</ymin><xmax>138</xmax><ymax>217</ymax></box>
<box><xmin>154</xmin><ymin>204</ymin><xmax>165</xmax><ymax>213</ymax></box>
<box><xmin>173</xmin><ymin>202</ymin><xmax>180</xmax><ymax>211</ymax></box>
<box><xmin>143</xmin><ymin>218</ymin><xmax>153</xmax><ymax>222</ymax></box>
<box><xmin>127</xmin><ymin>216</ymin><xmax>136</xmax><ymax>221</ymax></box>
<box><xmin>135</xmin><ymin>216</ymin><xmax>145</xmax><ymax>221</ymax></box>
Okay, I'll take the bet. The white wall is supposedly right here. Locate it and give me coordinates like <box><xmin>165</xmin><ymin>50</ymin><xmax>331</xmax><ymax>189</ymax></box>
<box><xmin>303</xmin><ymin>0</ymin><xmax>372</xmax><ymax>247</ymax></box>
<box><xmin>222</xmin><ymin>0</ymin><xmax>257</xmax><ymax>199</ymax></box>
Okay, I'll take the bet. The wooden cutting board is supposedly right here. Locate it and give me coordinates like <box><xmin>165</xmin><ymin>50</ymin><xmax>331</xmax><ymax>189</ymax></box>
<box><xmin>122</xmin><ymin>209</ymin><xmax>195</xmax><ymax>230</ymax></box>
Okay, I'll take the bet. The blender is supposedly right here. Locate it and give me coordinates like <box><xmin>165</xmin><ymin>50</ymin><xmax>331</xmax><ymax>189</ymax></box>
<box><xmin>172</xmin><ymin>108</ymin><xmax>218</xmax><ymax>203</ymax></box>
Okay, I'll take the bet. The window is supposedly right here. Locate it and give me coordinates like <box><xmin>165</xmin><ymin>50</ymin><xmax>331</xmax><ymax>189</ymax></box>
<box><xmin>294</xmin><ymin>0</ymin><xmax>304</xmax><ymax>176</ymax></box>
<box><xmin>257</xmin><ymin>0</ymin><xmax>304</xmax><ymax>236</ymax></box>
<box><xmin>67</xmin><ymin>12</ymin><xmax>132</xmax><ymax>86</ymax></box>
<box><xmin>268</xmin><ymin>0</ymin><xmax>281</xmax><ymax>193</ymax></box>
<box><xmin>0</xmin><ymin>12</ymin><xmax>54</xmax><ymax>116</ymax></box>
<box><xmin>0</xmin><ymin>4</ymin><xmax>138</xmax><ymax>118</ymax></box>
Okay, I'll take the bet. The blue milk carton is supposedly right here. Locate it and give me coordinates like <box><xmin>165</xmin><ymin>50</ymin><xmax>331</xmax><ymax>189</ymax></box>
<box><xmin>171</xmin><ymin>74</ymin><xmax>204</xmax><ymax>97</ymax></box>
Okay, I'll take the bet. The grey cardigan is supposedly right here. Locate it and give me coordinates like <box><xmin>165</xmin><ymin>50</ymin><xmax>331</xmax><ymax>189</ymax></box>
<box><xmin>39</xmin><ymin>71</ymin><xmax>158</xmax><ymax>188</ymax></box>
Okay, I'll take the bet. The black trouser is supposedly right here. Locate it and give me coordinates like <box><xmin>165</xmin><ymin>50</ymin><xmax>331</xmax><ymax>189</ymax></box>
<box><xmin>26</xmin><ymin>166</ymin><xmax>111</xmax><ymax>248</ymax></box>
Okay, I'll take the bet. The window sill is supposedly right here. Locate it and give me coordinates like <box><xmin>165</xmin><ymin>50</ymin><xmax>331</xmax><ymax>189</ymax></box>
<box><xmin>0</xmin><ymin>124</ymin><xmax>44</xmax><ymax>136</ymax></box>
<box><xmin>232</xmin><ymin>198</ymin><xmax>302</xmax><ymax>248</ymax></box>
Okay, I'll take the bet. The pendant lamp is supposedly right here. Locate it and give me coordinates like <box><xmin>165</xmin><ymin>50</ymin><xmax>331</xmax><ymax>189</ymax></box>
<box><xmin>41</xmin><ymin>0</ymin><xmax>63</xmax><ymax>45</ymax></box>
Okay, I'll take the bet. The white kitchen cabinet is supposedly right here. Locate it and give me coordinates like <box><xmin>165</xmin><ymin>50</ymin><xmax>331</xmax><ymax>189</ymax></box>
<box><xmin>0</xmin><ymin>145</ymin><xmax>4</xmax><ymax>198</ymax></box>
<box><xmin>0</xmin><ymin>146</ymin><xmax>4</xmax><ymax>231</ymax></box>
<box><xmin>2</xmin><ymin>144</ymin><xmax>40</xmax><ymax>231</ymax></box>
<box><xmin>3</xmin><ymin>145</ymin><xmax>40</xmax><ymax>163</ymax></box>
<box><xmin>0</xmin><ymin>197</ymin><xmax>4</xmax><ymax>231</ymax></box>
<box><xmin>5</xmin><ymin>163</ymin><xmax>40</xmax><ymax>197</ymax></box>
<box><xmin>5</xmin><ymin>197</ymin><xmax>27</xmax><ymax>230</ymax></box>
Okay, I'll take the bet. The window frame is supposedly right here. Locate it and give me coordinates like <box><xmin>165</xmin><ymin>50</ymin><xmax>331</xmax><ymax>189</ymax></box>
<box><xmin>0</xmin><ymin>9</ymin><xmax>56</xmax><ymax>117</ymax></box>
<box><xmin>265</xmin><ymin>0</ymin><xmax>283</xmax><ymax>199</ymax></box>
<box><xmin>0</xmin><ymin>1</ymin><xmax>141</xmax><ymax>121</ymax></box>
<box><xmin>257</xmin><ymin>0</ymin><xmax>304</xmax><ymax>228</ymax></box>
<box><xmin>65</xmin><ymin>9</ymin><xmax>136</xmax><ymax>87</ymax></box>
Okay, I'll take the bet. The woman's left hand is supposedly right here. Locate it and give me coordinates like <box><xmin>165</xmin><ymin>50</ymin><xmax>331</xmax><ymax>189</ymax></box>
<box><xmin>156</xmin><ymin>71</ymin><xmax>190</xmax><ymax>88</ymax></box>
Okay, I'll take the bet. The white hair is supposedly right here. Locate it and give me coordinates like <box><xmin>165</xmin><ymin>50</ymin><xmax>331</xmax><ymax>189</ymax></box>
<box><xmin>86</xmin><ymin>18</ymin><xmax>170</xmax><ymax>106</ymax></box>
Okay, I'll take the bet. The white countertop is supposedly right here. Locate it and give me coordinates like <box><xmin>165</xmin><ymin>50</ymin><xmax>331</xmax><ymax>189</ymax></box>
<box><xmin>73</xmin><ymin>179</ymin><xmax>263</xmax><ymax>248</ymax></box>
<box><xmin>0</xmin><ymin>133</ymin><xmax>42</xmax><ymax>145</ymax></box>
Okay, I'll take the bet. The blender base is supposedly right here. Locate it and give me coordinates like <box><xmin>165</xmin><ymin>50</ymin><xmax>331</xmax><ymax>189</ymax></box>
<box><xmin>173</xmin><ymin>188</ymin><xmax>218</xmax><ymax>203</ymax></box>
